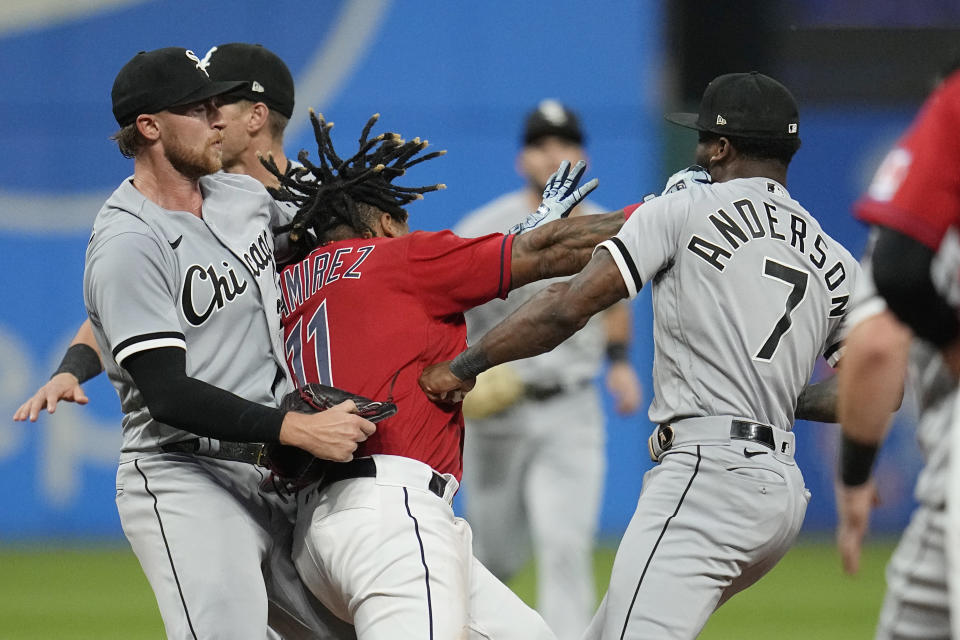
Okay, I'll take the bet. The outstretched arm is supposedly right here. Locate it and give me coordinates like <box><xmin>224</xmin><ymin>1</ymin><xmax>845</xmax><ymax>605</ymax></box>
<box><xmin>421</xmin><ymin>248</ymin><xmax>628</xmax><ymax>401</ymax></box>
<box><xmin>505</xmin><ymin>162</ymin><xmax>709</xmax><ymax>292</ymax></box>
<box><xmin>503</xmin><ymin>158</ymin><xmax>626</xmax><ymax>289</ymax></box>
<box><xmin>509</xmin><ymin>210</ymin><xmax>626</xmax><ymax>289</ymax></box>
<box><xmin>14</xmin><ymin>319</ymin><xmax>103</xmax><ymax>422</ymax></box>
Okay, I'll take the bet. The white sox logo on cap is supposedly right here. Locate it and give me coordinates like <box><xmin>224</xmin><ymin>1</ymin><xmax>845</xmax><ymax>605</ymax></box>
<box><xmin>198</xmin><ymin>46</ymin><xmax>217</xmax><ymax>71</ymax></box>
<box><xmin>185</xmin><ymin>49</ymin><xmax>211</xmax><ymax>77</ymax></box>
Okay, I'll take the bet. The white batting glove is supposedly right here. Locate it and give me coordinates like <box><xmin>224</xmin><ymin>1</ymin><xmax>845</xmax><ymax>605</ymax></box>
<box><xmin>507</xmin><ymin>160</ymin><xmax>599</xmax><ymax>235</ymax></box>
<box><xmin>661</xmin><ymin>164</ymin><xmax>711</xmax><ymax>195</ymax></box>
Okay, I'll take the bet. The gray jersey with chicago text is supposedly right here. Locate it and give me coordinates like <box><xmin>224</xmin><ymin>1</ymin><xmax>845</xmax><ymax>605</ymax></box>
<box><xmin>599</xmin><ymin>177</ymin><xmax>860</xmax><ymax>429</ymax></box>
<box><xmin>457</xmin><ymin>191</ymin><xmax>606</xmax><ymax>386</ymax></box>
<box><xmin>84</xmin><ymin>172</ymin><xmax>292</xmax><ymax>462</ymax></box>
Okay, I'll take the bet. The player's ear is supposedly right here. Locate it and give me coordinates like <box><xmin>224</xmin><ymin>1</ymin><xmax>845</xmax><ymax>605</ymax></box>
<box><xmin>247</xmin><ymin>102</ymin><xmax>270</xmax><ymax>134</ymax></box>
<box><xmin>379</xmin><ymin>212</ymin><xmax>408</xmax><ymax>238</ymax></box>
<box><xmin>135</xmin><ymin>114</ymin><xmax>161</xmax><ymax>141</ymax></box>
<box><xmin>713</xmin><ymin>137</ymin><xmax>734</xmax><ymax>164</ymax></box>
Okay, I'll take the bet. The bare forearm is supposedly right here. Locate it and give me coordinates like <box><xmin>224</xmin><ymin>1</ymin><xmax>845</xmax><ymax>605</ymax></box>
<box><xmin>837</xmin><ymin>312</ymin><xmax>910</xmax><ymax>444</ymax></box>
<box><xmin>451</xmin><ymin>250</ymin><xmax>628</xmax><ymax>380</ymax></box>
<box><xmin>73</xmin><ymin>319</ymin><xmax>101</xmax><ymax>356</ymax></box>
<box><xmin>603</xmin><ymin>301</ymin><xmax>632</xmax><ymax>363</ymax></box>
<box><xmin>603</xmin><ymin>302</ymin><xmax>631</xmax><ymax>344</ymax></box>
<box><xmin>467</xmin><ymin>283</ymin><xmax>586</xmax><ymax>372</ymax></box>
<box><xmin>510</xmin><ymin>210</ymin><xmax>625</xmax><ymax>288</ymax></box>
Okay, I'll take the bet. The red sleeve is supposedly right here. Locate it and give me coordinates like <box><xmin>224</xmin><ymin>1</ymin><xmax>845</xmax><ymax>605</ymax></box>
<box><xmin>623</xmin><ymin>202</ymin><xmax>644</xmax><ymax>219</ymax></box>
<box><xmin>854</xmin><ymin>73</ymin><xmax>960</xmax><ymax>250</ymax></box>
<box><xmin>403</xmin><ymin>230</ymin><xmax>514</xmax><ymax>317</ymax></box>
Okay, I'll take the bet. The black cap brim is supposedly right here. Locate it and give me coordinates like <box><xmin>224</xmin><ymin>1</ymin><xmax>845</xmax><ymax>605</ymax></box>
<box><xmin>168</xmin><ymin>79</ymin><xmax>247</xmax><ymax>110</ymax></box>
<box><xmin>664</xmin><ymin>111</ymin><xmax>701</xmax><ymax>130</ymax></box>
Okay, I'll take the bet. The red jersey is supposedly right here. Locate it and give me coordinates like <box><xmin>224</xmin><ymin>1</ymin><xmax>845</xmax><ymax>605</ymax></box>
<box><xmin>854</xmin><ymin>71</ymin><xmax>960</xmax><ymax>250</ymax></box>
<box><xmin>278</xmin><ymin>230</ymin><xmax>514</xmax><ymax>479</ymax></box>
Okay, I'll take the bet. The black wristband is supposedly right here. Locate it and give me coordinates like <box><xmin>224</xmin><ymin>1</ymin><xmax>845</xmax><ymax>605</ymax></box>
<box><xmin>839</xmin><ymin>433</ymin><xmax>879</xmax><ymax>487</ymax></box>
<box><xmin>449</xmin><ymin>348</ymin><xmax>492</xmax><ymax>381</ymax></box>
<box><xmin>53</xmin><ymin>344</ymin><xmax>103</xmax><ymax>384</ymax></box>
<box><xmin>606</xmin><ymin>342</ymin><xmax>628</xmax><ymax>363</ymax></box>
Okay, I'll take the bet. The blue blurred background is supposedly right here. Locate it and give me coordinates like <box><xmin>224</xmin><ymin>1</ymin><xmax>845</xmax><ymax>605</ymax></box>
<box><xmin>0</xmin><ymin>0</ymin><xmax>954</xmax><ymax>543</ymax></box>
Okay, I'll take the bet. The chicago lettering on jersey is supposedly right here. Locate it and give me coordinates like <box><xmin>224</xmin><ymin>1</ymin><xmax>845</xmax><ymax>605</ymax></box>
<box><xmin>280</xmin><ymin>244</ymin><xmax>375</xmax><ymax>317</ymax></box>
<box><xmin>686</xmin><ymin>197</ymin><xmax>847</xmax><ymax>293</ymax></box>
<box><xmin>181</xmin><ymin>261</ymin><xmax>249</xmax><ymax>326</ymax></box>
<box><xmin>242</xmin><ymin>230</ymin><xmax>275</xmax><ymax>277</ymax></box>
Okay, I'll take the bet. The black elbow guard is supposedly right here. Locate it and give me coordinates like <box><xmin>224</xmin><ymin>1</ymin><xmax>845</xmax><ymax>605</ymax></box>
<box><xmin>872</xmin><ymin>227</ymin><xmax>959</xmax><ymax>347</ymax></box>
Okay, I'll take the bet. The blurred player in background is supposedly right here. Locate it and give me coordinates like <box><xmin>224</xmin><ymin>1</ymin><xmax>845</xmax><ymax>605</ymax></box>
<box><xmin>837</xmin><ymin>59</ymin><xmax>960</xmax><ymax>640</ymax></box>
<box><xmin>836</xmin><ymin>267</ymin><xmax>954</xmax><ymax>639</ymax></box>
<box><xmin>454</xmin><ymin>100</ymin><xmax>642</xmax><ymax>640</ymax></box>
<box><xmin>421</xmin><ymin>72</ymin><xmax>859</xmax><ymax>639</ymax></box>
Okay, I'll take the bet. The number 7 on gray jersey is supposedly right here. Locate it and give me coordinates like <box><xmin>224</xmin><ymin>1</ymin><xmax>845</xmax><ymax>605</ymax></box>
<box><xmin>756</xmin><ymin>258</ymin><xmax>809</xmax><ymax>361</ymax></box>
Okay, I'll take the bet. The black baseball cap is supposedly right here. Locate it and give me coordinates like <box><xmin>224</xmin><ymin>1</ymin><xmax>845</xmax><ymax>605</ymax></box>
<box><xmin>665</xmin><ymin>72</ymin><xmax>800</xmax><ymax>140</ymax></box>
<box><xmin>111</xmin><ymin>47</ymin><xmax>246</xmax><ymax>127</ymax></box>
<box><xmin>522</xmin><ymin>99</ymin><xmax>584</xmax><ymax>146</ymax></box>
<box><xmin>205</xmin><ymin>43</ymin><xmax>295</xmax><ymax>118</ymax></box>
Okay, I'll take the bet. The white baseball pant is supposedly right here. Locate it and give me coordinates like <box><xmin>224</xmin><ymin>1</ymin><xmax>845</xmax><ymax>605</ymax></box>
<box><xmin>293</xmin><ymin>454</ymin><xmax>555</xmax><ymax>639</ymax></box>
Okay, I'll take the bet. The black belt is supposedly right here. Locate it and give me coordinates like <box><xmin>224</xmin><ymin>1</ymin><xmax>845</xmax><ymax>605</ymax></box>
<box><xmin>160</xmin><ymin>439</ymin><xmax>265</xmax><ymax>465</ymax></box>
<box><xmin>652</xmin><ymin>419</ymin><xmax>777</xmax><ymax>457</ymax></box>
<box><xmin>729</xmin><ymin>420</ymin><xmax>776</xmax><ymax>450</ymax></box>
<box><xmin>317</xmin><ymin>457</ymin><xmax>447</xmax><ymax>499</ymax></box>
<box><xmin>524</xmin><ymin>379</ymin><xmax>591</xmax><ymax>402</ymax></box>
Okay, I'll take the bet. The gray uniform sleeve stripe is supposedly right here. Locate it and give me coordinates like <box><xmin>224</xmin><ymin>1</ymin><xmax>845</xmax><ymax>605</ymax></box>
<box><xmin>824</xmin><ymin>342</ymin><xmax>843</xmax><ymax>366</ymax></box>
<box><xmin>597</xmin><ymin>237</ymin><xmax>642</xmax><ymax>298</ymax></box>
<box><xmin>113</xmin><ymin>331</ymin><xmax>186</xmax><ymax>365</ymax></box>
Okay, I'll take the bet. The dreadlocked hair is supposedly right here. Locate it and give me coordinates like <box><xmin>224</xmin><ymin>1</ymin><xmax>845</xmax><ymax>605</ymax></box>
<box><xmin>261</xmin><ymin>110</ymin><xmax>446</xmax><ymax>257</ymax></box>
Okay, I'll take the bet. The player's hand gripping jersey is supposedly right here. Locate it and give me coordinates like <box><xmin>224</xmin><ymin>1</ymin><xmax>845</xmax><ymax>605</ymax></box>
<box><xmin>601</xmin><ymin>176</ymin><xmax>860</xmax><ymax>429</ymax></box>
<box><xmin>84</xmin><ymin>173</ymin><xmax>291</xmax><ymax>459</ymax></box>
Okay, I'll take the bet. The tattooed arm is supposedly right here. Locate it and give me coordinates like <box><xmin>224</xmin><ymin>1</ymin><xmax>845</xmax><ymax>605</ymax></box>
<box><xmin>509</xmin><ymin>210</ymin><xmax>627</xmax><ymax>289</ymax></box>
<box><xmin>421</xmin><ymin>248</ymin><xmax>628</xmax><ymax>400</ymax></box>
<box><xmin>795</xmin><ymin>375</ymin><xmax>839</xmax><ymax>423</ymax></box>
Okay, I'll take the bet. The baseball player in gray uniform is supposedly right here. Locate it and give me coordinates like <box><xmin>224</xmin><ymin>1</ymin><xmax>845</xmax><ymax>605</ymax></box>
<box><xmin>421</xmin><ymin>72</ymin><xmax>861</xmax><ymax>639</ymax></box>
<box><xmin>86</xmin><ymin>47</ymin><xmax>372</xmax><ymax>639</ymax></box>
<box><xmin>14</xmin><ymin>42</ymin><xmax>298</xmax><ymax>421</ymax></box>
<box><xmin>837</xmin><ymin>248</ymin><xmax>955</xmax><ymax>639</ymax></box>
<box><xmin>455</xmin><ymin>100</ymin><xmax>641</xmax><ymax>640</ymax></box>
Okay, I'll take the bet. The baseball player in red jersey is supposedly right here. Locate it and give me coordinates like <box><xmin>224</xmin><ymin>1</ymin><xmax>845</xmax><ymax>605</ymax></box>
<box><xmin>844</xmin><ymin>64</ymin><xmax>960</xmax><ymax>638</ymax></box>
<box><xmin>268</xmin><ymin>112</ymin><xmax>625</xmax><ymax>639</ymax></box>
